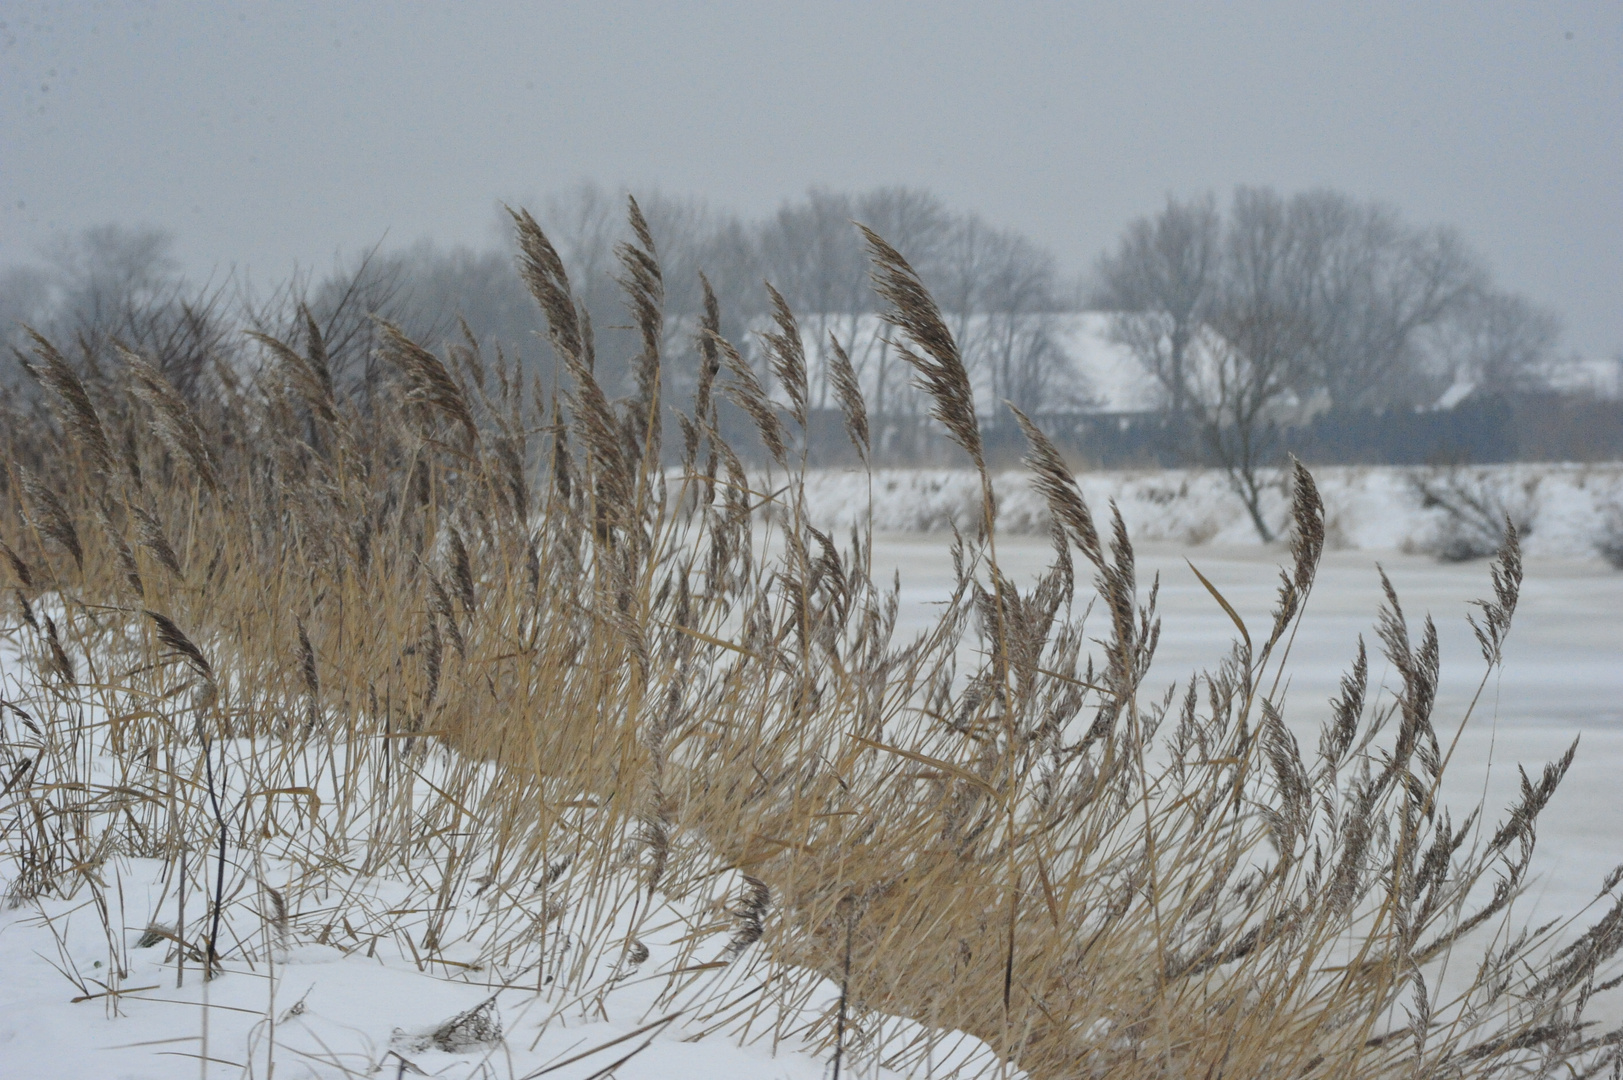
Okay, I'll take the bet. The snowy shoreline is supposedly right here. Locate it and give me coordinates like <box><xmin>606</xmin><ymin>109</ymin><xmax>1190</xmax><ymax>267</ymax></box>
<box><xmin>792</xmin><ymin>462</ymin><xmax>1623</xmax><ymax>560</ymax></box>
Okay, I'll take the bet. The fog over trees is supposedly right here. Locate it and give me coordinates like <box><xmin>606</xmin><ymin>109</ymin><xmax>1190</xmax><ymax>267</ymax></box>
<box><xmin>1</xmin><ymin>182</ymin><xmax>1590</xmax><ymax>480</ymax></box>
<box><xmin>1093</xmin><ymin>188</ymin><xmax>1574</xmax><ymax>536</ymax></box>
<box><xmin>1093</xmin><ymin>188</ymin><xmax>1556</xmax><ymax>414</ymax></box>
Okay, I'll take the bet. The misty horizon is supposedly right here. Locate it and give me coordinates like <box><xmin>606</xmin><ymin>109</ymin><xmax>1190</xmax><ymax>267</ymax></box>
<box><xmin>2</xmin><ymin>2</ymin><xmax>1619</xmax><ymax>360</ymax></box>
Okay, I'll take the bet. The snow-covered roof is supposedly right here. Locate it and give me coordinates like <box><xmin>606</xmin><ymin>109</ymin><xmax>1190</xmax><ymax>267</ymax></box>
<box><xmin>763</xmin><ymin>310</ymin><xmax>1160</xmax><ymax>417</ymax></box>
<box><xmin>1434</xmin><ymin>381</ymin><xmax>1477</xmax><ymax>410</ymax></box>
<box><xmin>1048</xmin><ymin>313</ymin><xmax>1164</xmax><ymax>413</ymax></box>
<box><xmin>1546</xmin><ymin>356</ymin><xmax>1623</xmax><ymax>400</ymax></box>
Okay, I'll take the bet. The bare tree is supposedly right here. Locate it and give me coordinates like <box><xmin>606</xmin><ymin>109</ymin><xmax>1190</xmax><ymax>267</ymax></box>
<box><xmin>1186</xmin><ymin>188</ymin><xmax>1317</xmax><ymax>541</ymax></box>
<box><xmin>1095</xmin><ymin>190</ymin><xmax>1306</xmax><ymax>540</ymax></box>
<box><xmin>239</xmin><ymin>242</ymin><xmax>418</xmax><ymax>404</ymax></box>
<box><xmin>969</xmin><ymin>227</ymin><xmax>1077</xmax><ymax>418</ymax></box>
<box><xmin>44</xmin><ymin>224</ymin><xmax>184</xmax><ymax>339</ymax></box>
<box><xmin>1290</xmin><ymin>191</ymin><xmax>1482</xmax><ymax>409</ymax></box>
<box><xmin>758</xmin><ymin>188</ymin><xmax>873</xmax><ymax>415</ymax></box>
<box><xmin>0</xmin><ymin>266</ymin><xmax>52</xmax><ymax>379</ymax></box>
<box><xmin>540</xmin><ymin>181</ymin><xmax>625</xmax><ymax>302</ymax></box>
<box><xmin>1437</xmin><ymin>289</ymin><xmax>1563</xmax><ymax>396</ymax></box>
<box><xmin>522</xmin><ymin>184</ymin><xmax>764</xmax><ymax>407</ymax></box>
<box><xmin>1095</xmin><ymin>194</ymin><xmax>1221</xmax><ymax>417</ymax></box>
<box><xmin>758</xmin><ymin>187</ymin><xmax>966</xmax><ymax>456</ymax></box>
<box><xmin>1101</xmin><ymin>190</ymin><xmax>1492</xmax><ymax>417</ymax></box>
<box><xmin>394</xmin><ymin>241</ymin><xmax>540</xmax><ymax>363</ymax></box>
<box><xmin>6</xmin><ymin>224</ymin><xmax>234</xmax><ymax>402</ymax></box>
<box><xmin>1096</xmin><ymin>186</ymin><xmax>1537</xmax><ymax>538</ymax></box>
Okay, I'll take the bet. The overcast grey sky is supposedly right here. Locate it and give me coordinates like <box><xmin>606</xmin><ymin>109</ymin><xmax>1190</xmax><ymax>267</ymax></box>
<box><xmin>2</xmin><ymin>1</ymin><xmax>1619</xmax><ymax>357</ymax></box>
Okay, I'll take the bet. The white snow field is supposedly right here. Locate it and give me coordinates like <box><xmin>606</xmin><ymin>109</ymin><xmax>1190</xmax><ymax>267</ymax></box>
<box><xmin>0</xmin><ymin>850</ymin><xmax>949</xmax><ymax>1080</ymax></box>
<box><xmin>801</xmin><ymin>463</ymin><xmax>1623</xmax><ymax>557</ymax></box>
<box><xmin>0</xmin><ymin>673</ymin><xmax>994</xmax><ymax>1080</ymax></box>
<box><xmin>2</xmin><ymin>462</ymin><xmax>1620</xmax><ymax>1079</ymax></box>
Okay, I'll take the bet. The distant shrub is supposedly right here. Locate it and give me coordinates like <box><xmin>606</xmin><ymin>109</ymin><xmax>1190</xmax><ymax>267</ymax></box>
<box><xmin>1597</xmin><ymin>502</ymin><xmax>1623</xmax><ymax>569</ymax></box>
<box><xmin>1409</xmin><ymin>465</ymin><xmax>1539</xmax><ymax>561</ymax></box>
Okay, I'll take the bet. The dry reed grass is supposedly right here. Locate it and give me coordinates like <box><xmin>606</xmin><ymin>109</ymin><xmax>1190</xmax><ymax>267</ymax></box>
<box><xmin>1</xmin><ymin>200</ymin><xmax>1621</xmax><ymax>1078</ymax></box>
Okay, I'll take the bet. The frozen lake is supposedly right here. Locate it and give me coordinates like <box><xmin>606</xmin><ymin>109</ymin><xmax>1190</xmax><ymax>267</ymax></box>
<box><xmin>872</xmin><ymin>534</ymin><xmax>1623</xmax><ymax>929</ymax></box>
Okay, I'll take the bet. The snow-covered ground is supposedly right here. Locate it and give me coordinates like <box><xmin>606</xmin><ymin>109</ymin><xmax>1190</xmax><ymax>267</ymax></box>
<box><xmin>0</xmin><ymin>848</ymin><xmax>947</xmax><ymax>1080</ymax></box>
<box><xmin>802</xmin><ymin>463</ymin><xmax>1623</xmax><ymax>558</ymax></box>
<box><xmin>4</xmin><ymin>462</ymin><xmax>1620</xmax><ymax>1079</ymax></box>
<box><xmin>0</xmin><ymin>641</ymin><xmax>1004</xmax><ymax>1080</ymax></box>
<box><xmin>0</xmin><ymin>733</ymin><xmax>997</xmax><ymax>1080</ymax></box>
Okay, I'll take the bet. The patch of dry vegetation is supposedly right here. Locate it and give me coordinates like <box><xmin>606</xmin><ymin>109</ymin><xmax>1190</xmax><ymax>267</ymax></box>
<box><xmin>1409</xmin><ymin>466</ymin><xmax>1542</xmax><ymax>563</ymax></box>
<box><xmin>2</xmin><ymin>200</ymin><xmax>1622</xmax><ymax>1078</ymax></box>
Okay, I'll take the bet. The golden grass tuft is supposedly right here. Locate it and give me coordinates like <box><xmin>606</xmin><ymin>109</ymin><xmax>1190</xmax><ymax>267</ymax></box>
<box><xmin>1</xmin><ymin>202</ymin><xmax>1621</xmax><ymax>1078</ymax></box>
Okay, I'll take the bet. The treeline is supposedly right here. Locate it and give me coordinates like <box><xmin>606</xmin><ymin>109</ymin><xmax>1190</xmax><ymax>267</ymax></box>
<box><xmin>0</xmin><ymin>183</ymin><xmax>1594</xmax><ymax>475</ymax></box>
<box><xmin>0</xmin><ymin>185</ymin><xmax>1073</xmax><ymax>415</ymax></box>
<box><xmin>1093</xmin><ymin>189</ymin><xmax>1579</xmax><ymax>534</ymax></box>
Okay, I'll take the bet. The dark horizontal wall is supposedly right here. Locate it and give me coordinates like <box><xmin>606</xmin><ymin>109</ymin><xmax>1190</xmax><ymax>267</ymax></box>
<box><xmin>1288</xmin><ymin>394</ymin><xmax>1623</xmax><ymax>465</ymax></box>
<box><xmin>1500</xmin><ymin>394</ymin><xmax>1623</xmax><ymax>463</ymax></box>
<box><xmin>793</xmin><ymin>393</ymin><xmax>1623</xmax><ymax>469</ymax></box>
<box><xmin>1286</xmin><ymin>399</ymin><xmax>1523</xmax><ymax>466</ymax></box>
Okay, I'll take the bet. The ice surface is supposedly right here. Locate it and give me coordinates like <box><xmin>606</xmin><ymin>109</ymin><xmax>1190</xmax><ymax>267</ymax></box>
<box><xmin>871</xmin><ymin>534</ymin><xmax>1623</xmax><ymax>942</ymax></box>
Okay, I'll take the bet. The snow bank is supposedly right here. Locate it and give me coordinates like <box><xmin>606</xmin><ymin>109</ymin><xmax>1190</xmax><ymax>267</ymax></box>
<box><xmin>0</xmin><ymin>627</ymin><xmax>1012</xmax><ymax>1080</ymax></box>
<box><xmin>796</xmin><ymin>463</ymin><xmax>1623</xmax><ymax>559</ymax></box>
